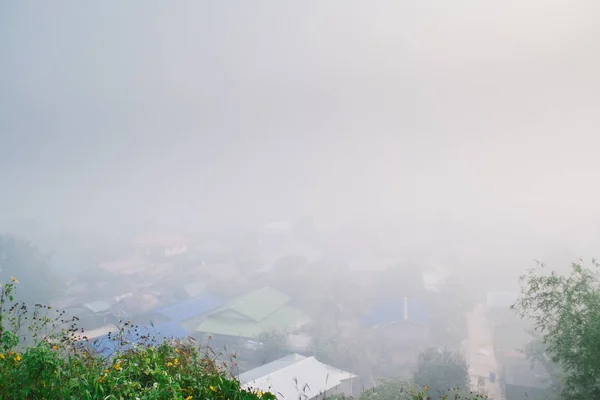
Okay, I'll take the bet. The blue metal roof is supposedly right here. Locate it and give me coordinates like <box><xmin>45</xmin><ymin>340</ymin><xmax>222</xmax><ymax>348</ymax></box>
<box><xmin>87</xmin><ymin>322</ymin><xmax>189</xmax><ymax>357</ymax></box>
<box><xmin>360</xmin><ymin>297</ymin><xmax>430</xmax><ymax>327</ymax></box>
<box><xmin>155</xmin><ymin>294</ymin><xmax>224</xmax><ymax>322</ymax></box>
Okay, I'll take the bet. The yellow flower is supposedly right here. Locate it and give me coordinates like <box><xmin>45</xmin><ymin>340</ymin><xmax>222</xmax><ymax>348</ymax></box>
<box><xmin>52</xmin><ymin>345</ymin><xmax>58</xmax><ymax>350</ymax></box>
<box><xmin>174</xmin><ymin>358</ymin><xmax>179</xmax><ymax>365</ymax></box>
<box><xmin>11</xmin><ymin>276</ymin><xmax>18</xmax><ymax>283</ymax></box>
<box><xmin>99</xmin><ymin>377</ymin><xmax>104</xmax><ymax>383</ymax></box>
<box><xmin>185</xmin><ymin>396</ymin><xmax>193</xmax><ymax>400</ymax></box>
<box><xmin>0</xmin><ymin>354</ymin><xmax>4</xmax><ymax>359</ymax></box>
<box><xmin>14</xmin><ymin>354</ymin><xmax>21</xmax><ymax>362</ymax></box>
<box><xmin>114</xmin><ymin>363</ymin><xmax>121</xmax><ymax>371</ymax></box>
<box><xmin>167</xmin><ymin>362</ymin><xmax>173</xmax><ymax>367</ymax></box>
<box><xmin>424</xmin><ymin>386</ymin><xmax>429</xmax><ymax>391</ymax></box>
<box><xmin>257</xmin><ymin>390</ymin><xmax>264</xmax><ymax>397</ymax></box>
<box><xmin>175</xmin><ymin>348</ymin><xmax>180</xmax><ymax>353</ymax></box>
<box><xmin>105</xmin><ymin>369</ymin><xmax>109</xmax><ymax>374</ymax></box>
<box><xmin>209</xmin><ymin>385</ymin><xmax>217</xmax><ymax>392</ymax></box>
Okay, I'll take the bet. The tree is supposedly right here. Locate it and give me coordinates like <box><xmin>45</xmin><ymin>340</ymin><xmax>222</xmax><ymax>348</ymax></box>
<box><xmin>257</xmin><ymin>330</ymin><xmax>289</xmax><ymax>363</ymax></box>
<box><xmin>0</xmin><ymin>235</ymin><xmax>59</xmax><ymax>303</ymax></box>
<box><xmin>412</xmin><ymin>348</ymin><xmax>470</xmax><ymax>399</ymax></box>
<box><xmin>512</xmin><ymin>260</ymin><xmax>600</xmax><ymax>399</ymax></box>
<box><xmin>521</xmin><ymin>335</ymin><xmax>564</xmax><ymax>398</ymax></box>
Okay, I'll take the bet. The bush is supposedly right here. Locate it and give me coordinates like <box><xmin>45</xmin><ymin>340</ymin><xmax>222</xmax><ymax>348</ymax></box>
<box><xmin>0</xmin><ymin>279</ymin><xmax>275</xmax><ymax>400</ymax></box>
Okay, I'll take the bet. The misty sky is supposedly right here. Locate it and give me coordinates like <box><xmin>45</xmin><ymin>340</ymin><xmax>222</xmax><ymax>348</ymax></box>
<box><xmin>2</xmin><ymin>1</ymin><xmax>600</xmax><ymax>244</ymax></box>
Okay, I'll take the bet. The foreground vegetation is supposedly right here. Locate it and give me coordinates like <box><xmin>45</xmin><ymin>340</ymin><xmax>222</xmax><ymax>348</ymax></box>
<box><xmin>513</xmin><ymin>260</ymin><xmax>600</xmax><ymax>400</ymax></box>
<box><xmin>0</xmin><ymin>276</ymin><xmax>489</xmax><ymax>400</ymax></box>
<box><xmin>0</xmin><ymin>278</ymin><xmax>274</xmax><ymax>400</ymax></box>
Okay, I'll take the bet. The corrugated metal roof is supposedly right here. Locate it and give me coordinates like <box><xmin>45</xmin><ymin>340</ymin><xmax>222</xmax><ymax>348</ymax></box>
<box><xmin>226</xmin><ymin>287</ymin><xmax>291</xmax><ymax>322</ymax></box>
<box><xmin>195</xmin><ymin>287</ymin><xmax>308</xmax><ymax>338</ymax></box>
<box><xmin>87</xmin><ymin>322</ymin><xmax>188</xmax><ymax>357</ymax></box>
<box><xmin>239</xmin><ymin>354</ymin><xmax>356</xmax><ymax>400</ymax></box>
<box><xmin>239</xmin><ymin>354</ymin><xmax>307</xmax><ymax>382</ymax></box>
<box><xmin>156</xmin><ymin>294</ymin><xmax>224</xmax><ymax>322</ymax></box>
<box><xmin>195</xmin><ymin>304</ymin><xmax>308</xmax><ymax>339</ymax></box>
<box><xmin>361</xmin><ymin>297</ymin><xmax>430</xmax><ymax>327</ymax></box>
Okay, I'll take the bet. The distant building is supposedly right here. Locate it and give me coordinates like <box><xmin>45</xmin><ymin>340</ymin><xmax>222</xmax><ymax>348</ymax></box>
<box><xmin>85</xmin><ymin>322</ymin><xmax>188</xmax><ymax>358</ymax></box>
<box><xmin>134</xmin><ymin>233</ymin><xmax>190</xmax><ymax>257</ymax></box>
<box><xmin>238</xmin><ymin>353</ymin><xmax>357</xmax><ymax>400</ymax></box>
<box><xmin>361</xmin><ymin>296</ymin><xmax>431</xmax><ymax>328</ymax></box>
<box><xmin>196</xmin><ymin>287</ymin><xmax>310</xmax><ymax>339</ymax></box>
<box><xmin>361</xmin><ymin>296</ymin><xmax>431</xmax><ymax>367</ymax></box>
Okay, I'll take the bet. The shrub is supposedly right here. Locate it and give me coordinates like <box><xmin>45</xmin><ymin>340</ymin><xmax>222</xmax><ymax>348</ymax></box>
<box><xmin>0</xmin><ymin>279</ymin><xmax>275</xmax><ymax>400</ymax></box>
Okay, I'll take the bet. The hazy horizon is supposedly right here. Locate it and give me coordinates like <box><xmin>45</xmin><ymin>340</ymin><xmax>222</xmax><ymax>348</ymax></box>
<box><xmin>2</xmin><ymin>1</ymin><xmax>600</xmax><ymax>253</ymax></box>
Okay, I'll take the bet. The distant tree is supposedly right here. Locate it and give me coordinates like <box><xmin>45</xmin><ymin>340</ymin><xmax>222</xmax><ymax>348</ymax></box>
<box><xmin>512</xmin><ymin>260</ymin><xmax>600</xmax><ymax>400</ymax></box>
<box><xmin>0</xmin><ymin>235</ymin><xmax>59</xmax><ymax>303</ymax></box>
<box><xmin>412</xmin><ymin>348</ymin><xmax>470</xmax><ymax>399</ymax></box>
<box><xmin>358</xmin><ymin>378</ymin><xmax>418</xmax><ymax>400</ymax></box>
<box><xmin>257</xmin><ymin>330</ymin><xmax>289</xmax><ymax>364</ymax></box>
<box><xmin>521</xmin><ymin>335</ymin><xmax>563</xmax><ymax>399</ymax></box>
<box><xmin>357</xmin><ymin>377</ymin><xmax>486</xmax><ymax>400</ymax></box>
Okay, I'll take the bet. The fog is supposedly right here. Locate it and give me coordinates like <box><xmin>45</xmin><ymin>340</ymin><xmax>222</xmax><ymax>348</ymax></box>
<box><xmin>1</xmin><ymin>1</ymin><xmax>600</xmax><ymax>398</ymax></box>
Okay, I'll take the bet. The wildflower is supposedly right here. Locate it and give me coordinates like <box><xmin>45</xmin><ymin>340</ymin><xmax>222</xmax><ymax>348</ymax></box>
<box><xmin>175</xmin><ymin>348</ymin><xmax>180</xmax><ymax>353</ymax></box>
<box><xmin>210</xmin><ymin>385</ymin><xmax>217</xmax><ymax>392</ymax></box>
<box><xmin>99</xmin><ymin>377</ymin><xmax>104</xmax><ymax>383</ymax></box>
<box><xmin>185</xmin><ymin>397</ymin><xmax>193</xmax><ymax>400</ymax></box>
<box><xmin>424</xmin><ymin>386</ymin><xmax>429</xmax><ymax>391</ymax></box>
<box><xmin>0</xmin><ymin>354</ymin><xmax>4</xmax><ymax>359</ymax></box>
<box><xmin>14</xmin><ymin>354</ymin><xmax>21</xmax><ymax>362</ymax></box>
<box><xmin>167</xmin><ymin>362</ymin><xmax>173</xmax><ymax>367</ymax></box>
<box><xmin>114</xmin><ymin>363</ymin><xmax>122</xmax><ymax>371</ymax></box>
<box><xmin>174</xmin><ymin>358</ymin><xmax>179</xmax><ymax>365</ymax></box>
<box><xmin>11</xmin><ymin>276</ymin><xmax>18</xmax><ymax>283</ymax></box>
<box><xmin>257</xmin><ymin>390</ymin><xmax>264</xmax><ymax>397</ymax></box>
<box><xmin>105</xmin><ymin>369</ymin><xmax>109</xmax><ymax>374</ymax></box>
<box><xmin>52</xmin><ymin>345</ymin><xmax>58</xmax><ymax>350</ymax></box>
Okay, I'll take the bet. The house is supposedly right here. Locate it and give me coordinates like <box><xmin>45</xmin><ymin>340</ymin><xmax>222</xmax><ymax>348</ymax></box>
<box><xmin>134</xmin><ymin>233</ymin><xmax>190</xmax><ymax>257</ymax></box>
<box><xmin>238</xmin><ymin>353</ymin><xmax>357</xmax><ymax>400</ymax></box>
<box><xmin>361</xmin><ymin>297</ymin><xmax>431</xmax><ymax>367</ymax></box>
<box><xmin>361</xmin><ymin>296</ymin><xmax>430</xmax><ymax>328</ymax></box>
<box><xmin>195</xmin><ymin>287</ymin><xmax>310</xmax><ymax>340</ymax></box>
<box><xmin>86</xmin><ymin>321</ymin><xmax>189</xmax><ymax>357</ymax></box>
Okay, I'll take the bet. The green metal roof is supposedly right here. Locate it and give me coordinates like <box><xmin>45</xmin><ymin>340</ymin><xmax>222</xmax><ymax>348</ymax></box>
<box><xmin>195</xmin><ymin>304</ymin><xmax>308</xmax><ymax>338</ymax></box>
<box><xmin>195</xmin><ymin>287</ymin><xmax>309</xmax><ymax>338</ymax></box>
<box><xmin>225</xmin><ymin>287</ymin><xmax>291</xmax><ymax>321</ymax></box>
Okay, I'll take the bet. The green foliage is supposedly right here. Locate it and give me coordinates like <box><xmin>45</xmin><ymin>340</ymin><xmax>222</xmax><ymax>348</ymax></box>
<box><xmin>357</xmin><ymin>378</ymin><xmax>487</xmax><ymax>400</ymax></box>
<box><xmin>0</xmin><ymin>279</ymin><xmax>276</xmax><ymax>400</ymax></box>
<box><xmin>512</xmin><ymin>260</ymin><xmax>600</xmax><ymax>399</ymax></box>
<box><xmin>412</xmin><ymin>348</ymin><xmax>470</xmax><ymax>399</ymax></box>
<box><xmin>257</xmin><ymin>329</ymin><xmax>288</xmax><ymax>363</ymax></box>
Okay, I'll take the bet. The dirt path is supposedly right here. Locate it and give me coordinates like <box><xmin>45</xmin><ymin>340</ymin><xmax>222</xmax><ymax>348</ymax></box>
<box><xmin>465</xmin><ymin>303</ymin><xmax>503</xmax><ymax>399</ymax></box>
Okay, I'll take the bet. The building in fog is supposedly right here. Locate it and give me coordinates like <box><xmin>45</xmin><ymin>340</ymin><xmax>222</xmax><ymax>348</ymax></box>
<box><xmin>134</xmin><ymin>233</ymin><xmax>190</xmax><ymax>257</ymax></box>
<box><xmin>238</xmin><ymin>353</ymin><xmax>357</xmax><ymax>400</ymax></box>
<box><xmin>361</xmin><ymin>296</ymin><xmax>431</xmax><ymax>367</ymax></box>
<box><xmin>195</xmin><ymin>287</ymin><xmax>310</xmax><ymax>340</ymax></box>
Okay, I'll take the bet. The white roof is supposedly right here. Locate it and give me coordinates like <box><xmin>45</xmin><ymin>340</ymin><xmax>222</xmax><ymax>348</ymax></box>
<box><xmin>239</xmin><ymin>354</ymin><xmax>356</xmax><ymax>400</ymax></box>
